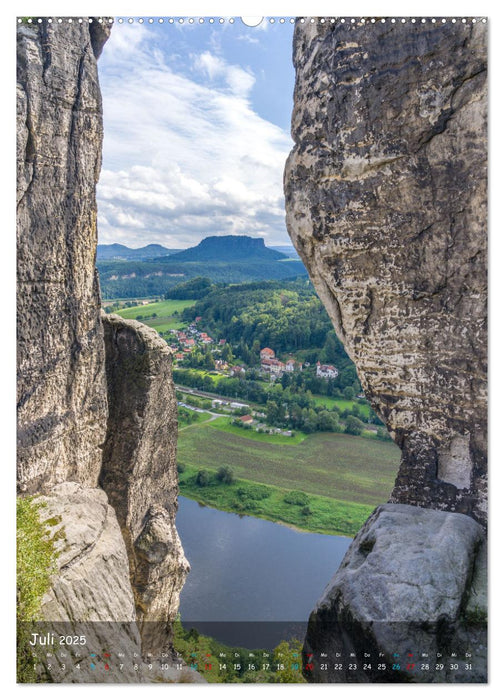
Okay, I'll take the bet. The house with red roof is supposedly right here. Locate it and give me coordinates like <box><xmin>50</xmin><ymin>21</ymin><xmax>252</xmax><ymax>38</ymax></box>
<box><xmin>260</xmin><ymin>347</ymin><xmax>275</xmax><ymax>360</ymax></box>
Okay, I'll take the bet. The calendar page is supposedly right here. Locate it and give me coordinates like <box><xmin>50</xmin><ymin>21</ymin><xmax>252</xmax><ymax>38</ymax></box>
<box><xmin>16</xmin><ymin>14</ymin><xmax>487</xmax><ymax>684</ymax></box>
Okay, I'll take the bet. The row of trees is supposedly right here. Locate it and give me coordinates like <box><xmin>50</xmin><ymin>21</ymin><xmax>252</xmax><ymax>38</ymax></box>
<box><xmin>173</xmin><ymin>368</ymin><xmax>389</xmax><ymax>438</ymax></box>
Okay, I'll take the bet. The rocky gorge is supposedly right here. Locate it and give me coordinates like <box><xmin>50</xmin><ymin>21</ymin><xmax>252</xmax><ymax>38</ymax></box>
<box><xmin>284</xmin><ymin>18</ymin><xmax>487</xmax><ymax>682</ymax></box>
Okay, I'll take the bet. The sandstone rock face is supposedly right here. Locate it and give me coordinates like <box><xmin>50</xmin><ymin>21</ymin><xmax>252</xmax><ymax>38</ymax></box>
<box><xmin>17</xmin><ymin>19</ymin><xmax>111</xmax><ymax>493</ymax></box>
<box><xmin>100</xmin><ymin>314</ymin><xmax>189</xmax><ymax>653</ymax></box>
<box><xmin>33</xmin><ymin>482</ymin><xmax>201</xmax><ymax>683</ymax></box>
<box><xmin>36</xmin><ymin>482</ymin><xmax>136</xmax><ymax>623</ymax></box>
<box><xmin>303</xmin><ymin>504</ymin><xmax>486</xmax><ymax>682</ymax></box>
<box><xmin>17</xmin><ymin>20</ymin><xmax>190</xmax><ymax>669</ymax></box>
<box><xmin>284</xmin><ymin>20</ymin><xmax>487</xmax><ymax>524</ymax></box>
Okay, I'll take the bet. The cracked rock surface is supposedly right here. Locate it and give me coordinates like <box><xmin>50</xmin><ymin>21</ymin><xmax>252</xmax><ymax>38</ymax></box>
<box><xmin>100</xmin><ymin>314</ymin><xmax>189</xmax><ymax>654</ymax></box>
<box><xmin>17</xmin><ymin>19</ymin><xmax>111</xmax><ymax>493</ymax></box>
<box><xmin>35</xmin><ymin>482</ymin><xmax>201</xmax><ymax>683</ymax></box>
<box><xmin>37</xmin><ymin>482</ymin><xmax>136</xmax><ymax>623</ymax></box>
<box><xmin>284</xmin><ymin>20</ymin><xmax>487</xmax><ymax>524</ymax></box>
<box><xmin>285</xmin><ymin>19</ymin><xmax>487</xmax><ymax>683</ymax></box>
<box><xmin>17</xmin><ymin>20</ymin><xmax>190</xmax><ymax>668</ymax></box>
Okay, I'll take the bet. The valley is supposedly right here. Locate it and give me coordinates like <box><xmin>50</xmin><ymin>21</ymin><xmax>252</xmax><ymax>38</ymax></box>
<box><xmin>101</xmin><ymin>258</ymin><xmax>401</xmax><ymax>538</ymax></box>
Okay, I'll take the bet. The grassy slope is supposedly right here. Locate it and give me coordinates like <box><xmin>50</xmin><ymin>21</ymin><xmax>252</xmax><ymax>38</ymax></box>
<box><xmin>178</xmin><ymin>465</ymin><xmax>375</xmax><ymax>537</ymax></box>
<box><xmin>114</xmin><ymin>299</ymin><xmax>196</xmax><ymax>332</ymax></box>
<box><xmin>177</xmin><ymin>423</ymin><xmax>399</xmax><ymax>505</ymax></box>
<box><xmin>205</xmin><ymin>416</ymin><xmax>308</xmax><ymax>445</ymax></box>
<box><xmin>177</xmin><ymin>420</ymin><xmax>400</xmax><ymax>535</ymax></box>
<box><xmin>312</xmin><ymin>395</ymin><xmax>371</xmax><ymax>418</ymax></box>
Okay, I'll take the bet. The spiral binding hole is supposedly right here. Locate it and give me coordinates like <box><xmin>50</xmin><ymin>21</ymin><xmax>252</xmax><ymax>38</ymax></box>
<box><xmin>17</xmin><ymin>16</ymin><xmax>487</xmax><ymax>26</ymax></box>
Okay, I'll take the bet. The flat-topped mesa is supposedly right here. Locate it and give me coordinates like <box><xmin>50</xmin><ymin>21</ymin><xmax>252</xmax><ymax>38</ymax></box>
<box><xmin>17</xmin><ymin>18</ymin><xmax>111</xmax><ymax>493</ymax></box>
<box><xmin>284</xmin><ymin>19</ymin><xmax>487</xmax><ymax>525</ymax></box>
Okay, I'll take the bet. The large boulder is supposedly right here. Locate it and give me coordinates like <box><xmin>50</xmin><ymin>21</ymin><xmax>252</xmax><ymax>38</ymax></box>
<box><xmin>31</xmin><ymin>482</ymin><xmax>201</xmax><ymax>683</ymax></box>
<box><xmin>303</xmin><ymin>504</ymin><xmax>487</xmax><ymax>682</ymax></box>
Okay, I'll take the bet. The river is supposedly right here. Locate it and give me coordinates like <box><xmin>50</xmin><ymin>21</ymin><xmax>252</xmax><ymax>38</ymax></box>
<box><xmin>176</xmin><ymin>496</ymin><xmax>351</xmax><ymax>648</ymax></box>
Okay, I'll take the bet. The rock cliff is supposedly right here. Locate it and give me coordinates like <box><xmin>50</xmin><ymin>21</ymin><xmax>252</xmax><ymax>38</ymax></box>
<box><xmin>284</xmin><ymin>19</ymin><xmax>487</xmax><ymax>682</ymax></box>
<box><xmin>16</xmin><ymin>18</ymin><xmax>188</xmax><ymax>675</ymax></box>
<box><xmin>100</xmin><ymin>314</ymin><xmax>189</xmax><ymax>654</ymax></box>
<box><xmin>285</xmin><ymin>19</ymin><xmax>487</xmax><ymax>524</ymax></box>
<box><xmin>304</xmin><ymin>504</ymin><xmax>487</xmax><ymax>682</ymax></box>
<box><xmin>17</xmin><ymin>18</ymin><xmax>111</xmax><ymax>493</ymax></box>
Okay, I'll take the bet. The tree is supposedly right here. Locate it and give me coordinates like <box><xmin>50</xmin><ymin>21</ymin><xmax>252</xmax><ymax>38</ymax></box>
<box><xmin>221</xmin><ymin>343</ymin><xmax>234</xmax><ymax>364</ymax></box>
<box><xmin>203</xmin><ymin>348</ymin><xmax>214</xmax><ymax>371</ymax></box>
<box><xmin>322</xmin><ymin>331</ymin><xmax>339</xmax><ymax>363</ymax></box>
<box><xmin>284</xmin><ymin>490</ymin><xmax>309</xmax><ymax>506</ymax></box>
<box><xmin>266</xmin><ymin>400</ymin><xmax>284</xmax><ymax>426</ymax></box>
<box><xmin>316</xmin><ymin>410</ymin><xmax>336</xmax><ymax>432</ymax></box>
<box><xmin>196</xmin><ymin>469</ymin><xmax>211</xmax><ymax>486</ymax></box>
<box><xmin>272</xmin><ymin>639</ymin><xmax>305</xmax><ymax>683</ymax></box>
<box><xmin>343</xmin><ymin>386</ymin><xmax>354</xmax><ymax>401</ymax></box>
<box><xmin>283</xmin><ymin>372</ymin><xmax>294</xmax><ymax>390</ymax></box>
<box><xmin>345</xmin><ymin>415</ymin><xmax>364</xmax><ymax>436</ymax></box>
<box><xmin>216</xmin><ymin>466</ymin><xmax>235</xmax><ymax>485</ymax></box>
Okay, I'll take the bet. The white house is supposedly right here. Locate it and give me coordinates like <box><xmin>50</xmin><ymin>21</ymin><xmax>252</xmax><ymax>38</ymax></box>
<box><xmin>316</xmin><ymin>362</ymin><xmax>339</xmax><ymax>379</ymax></box>
<box><xmin>285</xmin><ymin>358</ymin><xmax>303</xmax><ymax>372</ymax></box>
<box><xmin>261</xmin><ymin>358</ymin><xmax>285</xmax><ymax>375</ymax></box>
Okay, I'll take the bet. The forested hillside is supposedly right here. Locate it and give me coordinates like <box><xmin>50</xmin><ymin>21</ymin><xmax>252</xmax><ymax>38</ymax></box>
<box><xmin>181</xmin><ymin>279</ymin><xmax>357</xmax><ymax>382</ymax></box>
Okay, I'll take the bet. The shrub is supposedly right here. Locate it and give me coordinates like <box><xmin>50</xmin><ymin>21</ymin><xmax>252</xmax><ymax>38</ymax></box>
<box><xmin>301</xmin><ymin>505</ymin><xmax>313</xmax><ymax>517</ymax></box>
<box><xmin>216</xmin><ymin>466</ymin><xmax>235</xmax><ymax>485</ymax></box>
<box><xmin>284</xmin><ymin>490</ymin><xmax>309</xmax><ymax>506</ymax></box>
<box><xmin>196</xmin><ymin>469</ymin><xmax>211</xmax><ymax>487</ymax></box>
<box><xmin>343</xmin><ymin>386</ymin><xmax>355</xmax><ymax>400</ymax></box>
<box><xmin>375</xmin><ymin>427</ymin><xmax>392</xmax><ymax>441</ymax></box>
<box><xmin>345</xmin><ymin>415</ymin><xmax>365</xmax><ymax>436</ymax></box>
<box><xmin>177</xmin><ymin>463</ymin><xmax>186</xmax><ymax>474</ymax></box>
<box><xmin>236</xmin><ymin>484</ymin><xmax>271</xmax><ymax>501</ymax></box>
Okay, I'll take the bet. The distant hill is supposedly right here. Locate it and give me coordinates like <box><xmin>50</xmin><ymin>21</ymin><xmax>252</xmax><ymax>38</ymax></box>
<box><xmin>97</xmin><ymin>236</ymin><xmax>308</xmax><ymax>299</ymax></box>
<box><xmin>163</xmin><ymin>235</ymin><xmax>286</xmax><ymax>263</ymax></box>
<box><xmin>270</xmin><ymin>245</ymin><xmax>300</xmax><ymax>259</ymax></box>
<box><xmin>97</xmin><ymin>243</ymin><xmax>180</xmax><ymax>260</ymax></box>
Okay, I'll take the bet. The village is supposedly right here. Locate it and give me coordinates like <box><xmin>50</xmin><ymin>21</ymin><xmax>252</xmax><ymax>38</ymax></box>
<box><xmin>168</xmin><ymin>319</ymin><xmax>347</xmax><ymax>437</ymax></box>
<box><xmin>167</xmin><ymin>318</ymin><xmax>339</xmax><ymax>381</ymax></box>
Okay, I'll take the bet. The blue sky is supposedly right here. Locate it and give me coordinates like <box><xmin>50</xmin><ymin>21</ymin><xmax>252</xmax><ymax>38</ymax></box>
<box><xmin>97</xmin><ymin>18</ymin><xmax>295</xmax><ymax>249</ymax></box>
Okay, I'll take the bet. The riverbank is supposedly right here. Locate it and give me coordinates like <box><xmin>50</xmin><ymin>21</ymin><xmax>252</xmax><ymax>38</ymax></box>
<box><xmin>173</xmin><ymin>618</ymin><xmax>305</xmax><ymax>683</ymax></box>
<box><xmin>178</xmin><ymin>465</ymin><xmax>374</xmax><ymax>537</ymax></box>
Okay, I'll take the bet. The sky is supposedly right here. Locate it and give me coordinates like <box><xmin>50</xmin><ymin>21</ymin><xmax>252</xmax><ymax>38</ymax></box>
<box><xmin>97</xmin><ymin>18</ymin><xmax>296</xmax><ymax>249</ymax></box>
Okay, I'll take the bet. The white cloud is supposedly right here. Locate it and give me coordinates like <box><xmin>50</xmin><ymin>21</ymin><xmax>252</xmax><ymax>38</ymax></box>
<box><xmin>96</xmin><ymin>25</ymin><xmax>292</xmax><ymax>248</ymax></box>
<box><xmin>193</xmin><ymin>51</ymin><xmax>256</xmax><ymax>97</ymax></box>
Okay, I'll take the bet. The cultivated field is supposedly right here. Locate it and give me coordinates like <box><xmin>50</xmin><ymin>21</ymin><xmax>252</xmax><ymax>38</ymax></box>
<box><xmin>177</xmin><ymin>422</ymin><xmax>400</xmax><ymax>506</ymax></box>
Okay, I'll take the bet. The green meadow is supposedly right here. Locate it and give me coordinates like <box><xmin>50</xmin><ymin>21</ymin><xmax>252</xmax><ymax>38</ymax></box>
<box><xmin>177</xmin><ymin>420</ymin><xmax>400</xmax><ymax>536</ymax></box>
<box><xmin>115</xmin><ymin>299</ymin><xmax>196</xmax><ymax>332</ymax></box>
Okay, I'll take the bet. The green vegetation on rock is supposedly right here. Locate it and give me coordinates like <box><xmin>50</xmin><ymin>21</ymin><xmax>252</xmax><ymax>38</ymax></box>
<box><xmin>17</xmin><ymin>496</ymin><xmax>62</xmax><ymax>682</ymax></box>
